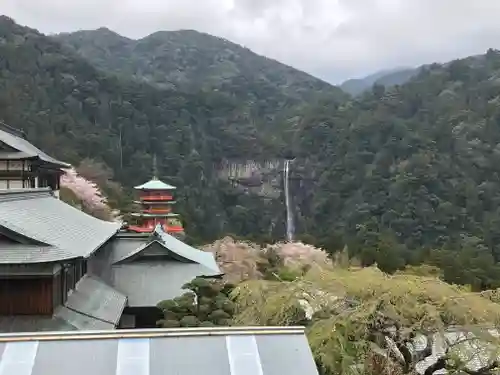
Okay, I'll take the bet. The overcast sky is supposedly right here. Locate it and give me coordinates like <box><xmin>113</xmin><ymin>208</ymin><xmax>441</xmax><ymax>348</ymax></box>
<box><xmin>2</xmin><ymin>0</ymin><xmax>500</xmax><ymax>83</ymax></box>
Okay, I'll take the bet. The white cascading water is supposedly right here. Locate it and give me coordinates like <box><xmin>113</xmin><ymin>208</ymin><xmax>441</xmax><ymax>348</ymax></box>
<box><xmin>284</xmin><ymin>159</ymin><xmax>295</xmax><ymax>242</ymax></box>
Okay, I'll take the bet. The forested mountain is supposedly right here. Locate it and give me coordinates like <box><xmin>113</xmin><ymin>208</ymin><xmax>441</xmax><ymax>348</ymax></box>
<box><xmin>293</xmin><ymin>49</ymin><xmax>500</xmax><ymax>289</ymax></box>
<box><xmin>340</xmin><ymin>66</ymin><xmax>418</xmax><ymax>95</ymax></box>
<box><xmin>0</xmin><ymin>16</ymin><xmax>320</xmax><ymax>243</ymax></box>
<box><xmin>54</xmin><ymin>27</ymin><xmax>341</xmax><ymax>111</ymax></box>
<box><xmin>5</xmin><ymin>16</ymin><xmax>500</xmax><ymax>289</ymax></box>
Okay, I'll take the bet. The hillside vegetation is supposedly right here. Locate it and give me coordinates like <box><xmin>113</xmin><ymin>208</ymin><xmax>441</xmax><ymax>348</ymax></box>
<box><xmin>293</xmin><ymin>49</ymin><xmax>500</xmax><ymax>289</ymax></box>
<box><xmin>55</xmin><ymin>27</ymin><xmax>341</xmax><ymax>106</ymax></box>
<box><xmin>5</xmin><ymin>17</ymin><xmax>500</xmax><ymax>289</ymax></box>
<box><xmin>340</xmin><ymin>67</ymin><xmax>419</xmax><ymax>96</ymax></box>
<box><xmin>0</xmin><ymin>16</ymin><xmax>316</xmax><ymax>242</ymax></box>
<box><xmin>158</xmin><ymin>239</ymin><xmax>500</xmax><ymax>375</ymax></box>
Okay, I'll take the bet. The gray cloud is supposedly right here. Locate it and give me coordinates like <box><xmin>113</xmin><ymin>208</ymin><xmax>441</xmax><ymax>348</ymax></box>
<box><xmin>2</xmin><ymin>0</ymin><xmax>500</xmax><ymax>83</ymax></box>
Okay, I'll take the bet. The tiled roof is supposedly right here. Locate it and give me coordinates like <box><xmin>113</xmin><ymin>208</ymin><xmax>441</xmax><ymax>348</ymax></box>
<box><xmin>54</xmin><ymin>307</ymin><xmax>115</xmax><ymax>331</ymax></box>
<box><xmin>64</xmin><ymin>275</ymin><xmax>127</xmax><ymax>327</ymax></box>
<box><xmin>130</xmin><ymin>213</ymin><xmax>179</xmax><ymax>217</ymax></box>
<box><xmin>111</xmin><ymin>261</ymin><xmax>221</xmax><ymax>307</ymax></box>
<box><xmin>109</xmin><ymin>236</ymin><xmax>150</xmax><ymax>264</ymax></box>
<box><xmin>0</xmin><ymin>151</ymin><xmax>32</xmax><ymax>159</ymax></box>
<box><xmin>154</xmin><ymin>226</ymin><xmax>221</xmax><ymax>273</ymax></box>
<box><xmin>0</xmin><ymin>242</ymin><xmax>76</xmax><ymax>264</ymax></box>
<box><xmin>0</xmin><ymin>124</ymin><xmax>70</xmax><ymax>167</ymax></box>
<box><xmin>113</xmin><ymin>225</ymin><xmax>220</xmax><ymax>273</ymax></box>
<box><xmin>0</xmin><ymin>189</ymin><xmax>121</xmax><ymax>263</ymax></box>
<box><xmin>134</xmin><ymin>178</ymin><xmax>176</xmax><ymax>190</ymax></box>
<box><xmin>108</xmin><ymin>229</ymin><xmax>221</xmax><ymax>306</ymax></box>
<box><xmin>0</xmin><ymin>327</ymin><xmax>319</xmax><ymax>375</ymax></box>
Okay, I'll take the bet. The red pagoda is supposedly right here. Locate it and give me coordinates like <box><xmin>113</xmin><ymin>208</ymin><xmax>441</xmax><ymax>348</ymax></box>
<box><xmin>127</xmin><ymin>176</ymin><xmax>184</xmax><ymax>237</ymax></box>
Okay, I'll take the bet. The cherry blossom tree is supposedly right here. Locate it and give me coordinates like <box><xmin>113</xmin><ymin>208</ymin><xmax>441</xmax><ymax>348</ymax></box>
<box><xmin>60</xmin><ymin>168</ymin><xmax>115</xmax><ymax>221</ymax></box>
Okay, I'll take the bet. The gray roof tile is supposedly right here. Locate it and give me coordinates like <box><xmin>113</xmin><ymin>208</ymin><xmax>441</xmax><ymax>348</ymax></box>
<box><xmin>115</xmin><ymin>225</ymin><xmax>221</xmax><ymax>274</ymax></box>
<box><xmin>65</xmin><ymin>275</ymin><xmax>127</xmax><ymax>326</ymax></box>
<box><xmin>0</xmin><ymin>125</ymin><xmax>70</xmax><ymax>167</ymax></box>
<box><xmin>53</xmin><ymin>307</ymin><xmax>115</xmax><ymax>331</ymax></box>
<box><xmin>0</xmin><ymin>242</ymin><xmax>76</xmax><ymax>264</ymax></box>
<box><xmin>0</xmin><ymin>151</ymin><xmax>32</xmax><ymax>159</ymax></box>
<box><xmin>0</xmin><ymin>263</ymin><xmax>59</xmax><ymax>275</ymax></box>
<box><xmin>0</xmin><ymin>189</ymin><xmax>121</xmax><ymax>262</ymax></box>
<box><xmin>109</xmin><ymin>237</ymin><xmax>149</xmax><ymax>264</ymax></box>
<box><xmin>0</xmin><ymin>327</ymin><xmax>319</xmax><ymax>375</ymax></box>
<box><xmin>111</xmin><ymin>261</ymin><xmax>220</xmax><ymax>307</ymax></box>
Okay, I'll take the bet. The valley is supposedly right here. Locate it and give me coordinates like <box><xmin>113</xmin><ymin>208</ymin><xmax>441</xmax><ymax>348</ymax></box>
<box><xmin>2</xmin><ymin>16</ymin><xmax>500</xmax><ymax>291</ymax></box>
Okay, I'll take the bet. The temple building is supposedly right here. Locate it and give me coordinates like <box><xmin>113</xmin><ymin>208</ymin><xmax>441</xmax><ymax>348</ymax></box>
<box><xmin>0</xmin><ymin>124</ymin><xmax>320</xmax><ymax>374</ymax></box>
<box><xmin>0</xmin><ymin>122</ymin><xmax>69</xmax><ymax>198</ymax></box>
<box><xmin>0</xmin><ymin>188</ymin><xmax>221</xmax><ymax>332</ymax></box>
<box><xmin>127</xmin><ymin>176</ymin><xmax>185</xmax><ymax>238</ymax></box>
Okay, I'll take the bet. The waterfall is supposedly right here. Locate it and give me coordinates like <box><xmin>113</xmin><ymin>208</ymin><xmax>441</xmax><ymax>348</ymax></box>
<box><xmin>284</xmin><ymin>159</ymin><xmax>295</xmax><ymax>242</ymax></box>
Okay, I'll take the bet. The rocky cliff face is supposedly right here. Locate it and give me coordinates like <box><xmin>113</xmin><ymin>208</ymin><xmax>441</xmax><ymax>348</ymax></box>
<box><xmin>216</xmin><ymin>159</ymin><xmax>282</xmax><ymax>198</ymax></box>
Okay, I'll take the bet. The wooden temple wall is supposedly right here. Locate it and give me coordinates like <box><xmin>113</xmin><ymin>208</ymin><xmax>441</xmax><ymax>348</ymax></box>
<box><xmin>0</xmin><ymin>277</ymin><xmax>54</xmax><ymax>315</ymax></box>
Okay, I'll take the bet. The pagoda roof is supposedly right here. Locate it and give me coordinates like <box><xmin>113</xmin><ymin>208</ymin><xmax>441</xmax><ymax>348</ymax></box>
<box><xmin>0</xmin><ymin>122</ymin><xmax>70</xmax><ymax>168</ymax></box>
<box><xmin>134</xmin><ymin>178</ymin><xmax>176</xmax><ymax>190</ymax></box>
<box><xmin>130</xmin><ymin>213</ymin><xmax>179</xmax><ymax>218</ymax></box>
<box><xmin>0</xmin><ymin>188</ymin><xmax>121</xmax><ymax>264</ymax></box>
<box><xmin>134</xmin><ymin>200</ymin><xmax>177</xmax><ymax>205</ymax></box>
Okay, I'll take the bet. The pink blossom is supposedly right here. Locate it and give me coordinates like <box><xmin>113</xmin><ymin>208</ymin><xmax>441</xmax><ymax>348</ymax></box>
<box><xmin>60</xmin><ymin>168</ymin><xmax>113</xmax><ymax>220</ymax></box>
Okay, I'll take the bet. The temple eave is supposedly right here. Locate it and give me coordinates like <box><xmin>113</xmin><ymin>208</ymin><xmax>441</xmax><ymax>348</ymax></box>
<box><xmin>133</xmin><ymin>201</ymin><xmax>177</xmax><ymax>205</ymax></box>
<box><xmin>127</xmin><ymin>225</ymin><xmax>184</xmax><ymax>233</ymax></box>
<box><xmin>130</xmin><ymin>213</ymin><xmax>179</xmax><ymax>218</ymax></box>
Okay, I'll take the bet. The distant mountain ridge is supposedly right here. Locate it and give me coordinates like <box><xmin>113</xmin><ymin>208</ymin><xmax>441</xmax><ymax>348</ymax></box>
<box><xmin>340</xmin><ymin>66</ymin><xmax>419</xmax><ymax>95</ymax></box>
<box><xmin>54</xmin><ymin>27</ymin><xmax>343</xmax><ymax>106</ymax></box>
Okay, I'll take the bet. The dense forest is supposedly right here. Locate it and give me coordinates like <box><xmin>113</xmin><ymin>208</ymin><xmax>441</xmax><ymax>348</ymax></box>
<box><xmin>4</xmin><ymin>16</ymin><xmax>500</xmax><ymax>289</ymax></box>
<box><xmin>293</xmin><ymin>50</ymin><xmax>500</xmax><ymax>290</ymax></box>
<box><xmin>54</xmin><ymin>27</ymin><xmax>340</xmax><ymax>103</ymax></box>
<box><xmin>0</xmin><ymin>16</ymin><xmax>331</xmax><ymax>242</ymax></box>
<box><xmin>340</xmin><ymin>66</ymin><xmax>419</xmax><ymax>96</ymax></box>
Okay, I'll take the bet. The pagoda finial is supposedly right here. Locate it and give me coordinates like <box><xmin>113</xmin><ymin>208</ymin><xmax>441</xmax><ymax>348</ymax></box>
<box><xmin>152</xmin><ymin>154</ymin><xmax>158</xmax><ymax>180</ymax></box>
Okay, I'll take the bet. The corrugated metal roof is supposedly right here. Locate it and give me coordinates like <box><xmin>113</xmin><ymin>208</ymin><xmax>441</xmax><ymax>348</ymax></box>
<box><xmin>111</xmin><ymin>261</ymin><xmax>221</xmax><ymax>307</ymax></box>
<box><xmin>0</xmin><ymin>126</ymin><xmax>70</xmax><ymax>168</ymax></box>
<box><xmin>134</xmin><ymin>178</ymin><xmax>176</xmax><ymax>190</ymax></box>
<box><xmin>0</xmin><ymin>327</ymin><xmax>318</xmax><ymax>375</ymax></box>
<box><xmin>0</xmin><ymin>189</ymin><xmax>121</xmax><ymax>262</ymax></box>
<box><xmin>64</xmin><ymin>275</ymin><xmax>127</xmax><ymax>326</ymax></box>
